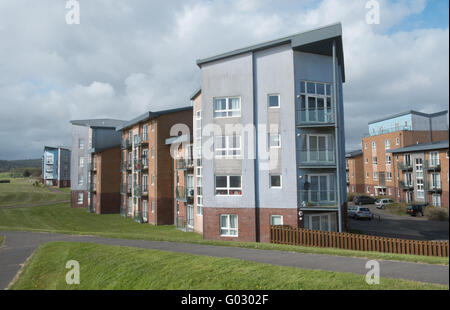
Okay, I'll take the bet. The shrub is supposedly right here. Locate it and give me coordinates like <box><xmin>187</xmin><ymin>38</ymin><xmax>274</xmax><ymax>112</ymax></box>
<box><xmin>424</xmin><ymin>206</ymin><xmax>449</xmax><ymax>221</ymax></box>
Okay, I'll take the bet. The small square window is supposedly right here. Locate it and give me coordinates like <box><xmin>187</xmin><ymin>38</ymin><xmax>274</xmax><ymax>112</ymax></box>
<box><xmin>270</xmin><ymin>215</ymin><xmax>283</xmax><ymax>225</ymax></box>
<box><xmin>270</xmin><ymin>175</ymin><xmax>282</xmax><ymax>188</ymax></box>
<box><xmin>268</xmin><ymin>94</ymin><xmax>280</xmax><ymax>108</ymax></box>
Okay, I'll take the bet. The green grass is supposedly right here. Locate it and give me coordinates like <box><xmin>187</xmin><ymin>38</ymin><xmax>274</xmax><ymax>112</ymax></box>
<box><xmin>0</xmin><ymin>235</ymin><xmax>3</xmax><ymax>247</ymax></box>
<box><xmin>1</xmin><ymin>203</ymin><xmax>448</xmax><ymax>266</ymax></box>
<box><xmin>10</xmin><ymin>242</ymin><xmax>447</xmax><ymax>290</ymax></box>
<box><xmin>383</xmin><ymin>203</ymin><xmax>409</xmax><ymax>216</ymax></box>
<box><xmin>0</xmin><ymin>178</ymin><xmax>70</xmax><ymax>207</ymax></box>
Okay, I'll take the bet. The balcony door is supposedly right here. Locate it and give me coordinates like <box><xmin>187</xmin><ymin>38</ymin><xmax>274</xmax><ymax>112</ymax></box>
<box><xmin>306</xmin><ymin>134</ymin><xmax>334</xmax><ymax>163</ymax></box>
<box><xmin>307</xmin><ymin>174</ymin><xmax>336</xmax><ymax>204</ymax></box>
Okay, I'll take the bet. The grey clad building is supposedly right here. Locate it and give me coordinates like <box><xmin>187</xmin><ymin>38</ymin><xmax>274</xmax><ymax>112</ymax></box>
<box><xmin>69</xmin><ymin>119</ymin><xmax>125</xmax><ymax>209</ymax></box>
<box><xmin>195</xmin><ymin>23</ymin><xmax>347</xmax><ymax>242</ymax></box>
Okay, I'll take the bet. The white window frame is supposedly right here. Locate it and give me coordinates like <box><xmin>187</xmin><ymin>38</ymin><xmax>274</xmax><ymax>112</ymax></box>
<box><xmin>213</xmin><ymin>97</ymin><xmax>241</xmax><ymax>118</ymax></box>
<box><xmin>373</xmin><ymin>171</ymin><xmax>378</xmax><ymax>180</ymax></box>
<box><xmin>268</xmin><ymin>133</ymin><xmax>281</xmax><ymax>148</ymax></box>
<box><xmin>270</xmin><ymin>215</ymin><xmax>284</xmax><ymax>225</ymax></box>
<box><xmin>215</xmin><ymin>176</ymin><xmax>242</xmax><ymax>196</ymax></box>
<box><xmin>220</xmin><ymin>214</ymin><xmax>238</xmax><ymax>237</ymax></box>
<box><xmin>77</xmin><ymin>193</ymin><xmax>83</xmax><ymax>204</ymax></box>
<box><xmin>372</xmin><ymin>141</ymin><xmax>376</xmax><ymax>150</ymax></box>
<box><xmin>214</xmin><ymin>135</ymin><xmax>242</xmax><ymax>158</ymax></box>
<box><xmin>386</xmin><ymin>155</ymin><xmax>391</xmax><ymax>165</ymax></box>
<box><xmin>79</xmin><ymin>139</ymin><xmax>85</xmax><ymax>149</ymax></box>
<box><xmin>385</xmin><ymin>139</ymin><xmax>390</xmax><ymax>150</ymax></box>
<box><xmin>270</xmin><ymin>174</ymin><xmax>282</xmax><ymax>188</ymax></box>
<box><xmin>268</xmin><ymin>94</ymin><xmax>280</xmax><ymax>108</ymax></box>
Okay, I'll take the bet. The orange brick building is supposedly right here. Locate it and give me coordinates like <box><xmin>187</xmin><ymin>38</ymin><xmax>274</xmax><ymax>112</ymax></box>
<box><xmin>346</xmin><ymin>150</ymin><xmax>364</xmax><ymax>194</ymax></box>
<box><xmin>117</xmin><ymin>107</ymin><xmax>193</xmax><ymax>225</ymax></box>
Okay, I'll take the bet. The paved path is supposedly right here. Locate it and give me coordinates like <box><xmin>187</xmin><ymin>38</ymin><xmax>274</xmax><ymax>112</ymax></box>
<box><xmin>0</xmin><ymin>230</ymin><xmax>448</xmax><ymax>289</ymax></box>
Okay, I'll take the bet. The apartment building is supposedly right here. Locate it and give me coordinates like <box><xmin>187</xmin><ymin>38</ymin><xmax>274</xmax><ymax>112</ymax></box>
<box><xmin>361</xmin><ymin>110</ymin><xmax>448</xmax><ymax>197</ymax></box>
<box><xmin>87</xmin><ymin>146</ymin><xmax>122</xmax><ymax>214</ymax></box>
<box><xmin>195</xmin><ymin>23</ymin><xmax>347</xmax><ymax>242</ymax></box>
<box><xmin>70</xmin><ymin>119</ymin><xmax>125</xmax><ymax>209</ymax></box>
<box><xmin>345</xmin><ymin>150</ymin><xmax>364</xmax><ymax>194</ymax></box>
<box><xmin>388</xmin><ymin>140</ymin><xmax>449</xmax><ymax>207</ymax></box>
<box><xmin>117</xmin><ymin>107</ymin><xmax>193</xmax><ymax>225</ymax></box>
<box><xmin>42</xmin><ymin>146</ymin><xmax>71</xmax><ymax>187</ymax></box>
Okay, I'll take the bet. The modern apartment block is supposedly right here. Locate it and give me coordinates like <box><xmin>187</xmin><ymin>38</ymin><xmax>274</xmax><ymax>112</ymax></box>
<box><xmin>70</xmin><ymin>119</ymin><xmax>125</xmax><ymax>209</ymax></box>
<box><xmin>345</xmin><ymin>150</ymin><xmax>364</xmax><ymax>194</ymax></box>
<box><xmin>195</xmin><ymin>23</ymin><xmax>347</xmax><ymax>241</ymax></box>
<box><xmin>42</xmin><ymin>146</ymin><xmax>71</xmax><ymax>187</ymax></box>
<box><xmin>87</xmin><ymin>146</ymin><xmax>122</xmax><ymax>214</ymax></box>
<box><xmin>361</xmin><ymin>110</ymin><xmax>448</xmax><ymax>197</ymax></box>
<box><xmin>388</xmin><ymin>140</ymin><xmax>449</xmax><ymax>207</ymax></box>
<box><xmin>117</xmin><ymin>107</ymin><xmax>193</xmax><ymax>225</ymax></box>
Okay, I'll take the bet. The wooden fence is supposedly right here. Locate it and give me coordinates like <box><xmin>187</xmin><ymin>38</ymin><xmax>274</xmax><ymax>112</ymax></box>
<box><xmin>270</xmin><ymin>226</ymin><xmax>449</xmax><ymax>257</ymax></box>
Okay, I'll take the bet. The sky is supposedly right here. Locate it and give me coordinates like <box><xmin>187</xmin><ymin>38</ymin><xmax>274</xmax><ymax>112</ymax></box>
<box><xmin>0</xmin><ymin>0</ymin><xmax>448</xmax><ymax>160</ymax></box>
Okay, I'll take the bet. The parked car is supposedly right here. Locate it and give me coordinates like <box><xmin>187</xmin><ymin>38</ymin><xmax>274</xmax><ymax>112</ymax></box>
<box><xmin>353</xmin><ymin>195</ymin><xmax>376</xmax><ymax>205</ymax></box>
<box><xmin>407</xmin><ymin>204</ymin><xmax>427</xmax><ymax>217</ymax></box>
<box><xmin>375</xmin><ymin>198</ymin><xmax>394</xmax><ymax>209</ymax></box>
<box><xmin>347</xmin><ymin>206</ymin><xmax>358</xmax><ymax>218</ymax></box>
<box><xmin>353</xmin><ymin>206</ymin><xmax>372</xmax><ymax>220</ymax></box>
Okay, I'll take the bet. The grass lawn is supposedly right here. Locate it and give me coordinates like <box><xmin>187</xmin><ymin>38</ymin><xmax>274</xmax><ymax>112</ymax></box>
<box><xmin>10</xmin><ymin>242</ymin><xmax>447</xmax><ymax>290</ymax></box>
<box><xmin>0</xmin><ymin>235</ymin><xmax>3</xmax><ymax>247</ymax></box>
<box><xmin>0</xmin><ymin>177</ymin><xmax>70</xmax><ymax>207</ymax></box>
<box><xmin>1</xmin><ymin>203</ymin><xmax>448</xmax><ymax>266</ymax></box>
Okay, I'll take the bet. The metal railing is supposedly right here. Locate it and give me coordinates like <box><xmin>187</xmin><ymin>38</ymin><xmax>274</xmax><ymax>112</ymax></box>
<box><xmin>426</xmin><ymin>183</ymin><xmax>442</xmax><ymax>192</ymax></box>
<box><xmin>364</xmin><ymin>125</ymin><xmax>412</xmax><ymax>137</ymax></box>
<box><xmin>424</xmin><ymin>160</ymin><xmax>441</xmax><ymax>171</ymax></box>
<box><xmin>296</xmin><ymin>108</ymin><xmax>334</xmax><ymax>125</ymax></box>
<box><xmin>298</xmin><ymin>190</ymin><xmax>337</xmax><ymax>207</ymax></box>
<box><xmin>398</xmin><ymin>180</ymin><xmax>413</xmax><ymax>190</ymax></box>
<box><xmin>120</xmin><ymin>183</ymin><xmax>132</xmax><ymax>194</ymax></box>
<box><xmin>121</xmin><ymin>139</ymin><xmax>132</xmax><ymax>149</ymax></box>
<box><xmin>397</xmin><ymin>162</ymin><xmax>413</xmax><ymax>171</ymax></box>
<box><xmin>176</xmin><ymin>158</ymin><xmax>194</xmax><ymax>170</ymax></box>
<box><xmin>134</xmin><ymin>184</ymin><xmax>142</xmax><ymax>197</ymax></box>
<box><xmin>176</xmin><ymin>186</ymin><xmax>194</xmax><ymax>202</ymax></box>
<box><xmin>297</xmin><ymin>149</ymin><xmax>335</xmax><ymax>165</ymax></box>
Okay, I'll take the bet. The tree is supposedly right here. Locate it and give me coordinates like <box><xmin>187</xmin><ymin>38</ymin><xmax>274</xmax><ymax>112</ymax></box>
<box><xmin>22</xmin><ymin>169</ymin><xmax>31</xmax><ymax>177</ymax></box>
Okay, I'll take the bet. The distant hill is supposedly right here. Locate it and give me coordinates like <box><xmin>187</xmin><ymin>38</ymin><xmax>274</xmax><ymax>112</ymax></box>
<box><xmin>0</xmin><ymin>159</ymin><xmax>42</xmax><ymax>173</ymax></box>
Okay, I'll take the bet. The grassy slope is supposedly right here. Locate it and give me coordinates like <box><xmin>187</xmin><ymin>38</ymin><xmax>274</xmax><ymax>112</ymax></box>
<box><xmin>1</xmin><ymin>203</ymin><xmax>448</xmax><ymax>265</ymax></box>
<box><xmin>0</xmin><ymin>178</ymin><xmax>70</xmax><ymax>207</ymax></box>
<box><xmin>10</xmin><ymin>242</ymin><xmax>447</xmax><ymax>290</ymax></box>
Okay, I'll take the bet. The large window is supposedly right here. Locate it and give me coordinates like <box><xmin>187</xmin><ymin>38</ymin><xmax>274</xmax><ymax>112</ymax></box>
<box><xmin>429</xmin><ymin>152</ymin><xmax>440</xmax><ymax>166</ymax></box>
<box><xmin>214</xmin><ymin>135</ymin><xmax>241</xmax><ymax>157</ymax></box>
<box><xmin>214</xmin><ymin>97</ymin><xmax>241</xmax><ymax>118</ymax></box>
<box><xmin>432</xmin><ymin>194</ymin><xmax>441</xmax><ymax>207</ymax></box>
<box><xmin>430</xmin><ymin>173</ymin><xmax>441</xmax><ymax>189</ymax></box>
<box><xmin>299</xmin><ymin>134</ymin><xmax>334</xmax><ymax>163</ymax></box>
<box><xmin>220</xmin><ymin>214</ymin><xmax>238</xmax><ymax>236</ymax></box>
<box><xmin>215</xmin><ymin>176</ymin><xmax>242</xmax><ymax>196</ymax></box>
<box><xmin>304</xmin><ymin>212</ymin><xmax>337</xmax><ymax>232</ymax></box>
<box><xmin>298</xmin><ymin>81</ymin><xmax>332</xmax><ymax>123</ymax></box>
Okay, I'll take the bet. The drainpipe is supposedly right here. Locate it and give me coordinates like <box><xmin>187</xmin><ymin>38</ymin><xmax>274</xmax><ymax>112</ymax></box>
<box><xmin>429</xmin><ymin>117</ymin><xmax>433</xmax><ymax>142</ymax></box>
<box><xmin>332</xmin><ymin>41</ymin><xmax>343</xmax><ymax>233</ymax></box>
<box><xmin>252</xmin><ymin>53</ymin><xmax>260</xmax><ymax>242</ymax></box>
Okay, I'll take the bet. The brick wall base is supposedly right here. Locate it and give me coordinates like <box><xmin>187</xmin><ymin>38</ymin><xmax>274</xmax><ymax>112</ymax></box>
<box><xmin>96</xmin><ymin>192</ymin><xmax>121</xmax><ymax>214</ymax></box>
<box><xmin>71</xmin><ymin>190</ymin><xmax>88</xmax><ymax>209</ymax></box>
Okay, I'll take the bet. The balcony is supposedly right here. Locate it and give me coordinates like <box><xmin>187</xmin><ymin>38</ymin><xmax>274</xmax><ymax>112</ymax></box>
<box><xmin>296</xmin><ymin>108</ymin><xmax>334</xmax><ymax>127</ymax></box>
<box><xmin>298</xmin><ymin>190</ymin><xmax>337</xmax><ymax>208</ymax></box>
<box><xmin>120</xmin><ymin>183</ymin><xmax>132</xmax><ymax>195</ymax></box>
<box><xmin>176</xmin><ymin>186</ymin><xmax>194</xmax><ymax>203</ymax></box>
<box><xmin>398</xmin><ymin>181</ymin><xmax>413</xmax><ymax>190</ymax></box>
<box><xmin>398</xmin><ymin>162</ymin><xmax>413</xmax><ymax>171</ymax></box>
<box><xmin>426</xmin><ymin>183</ymin><xmax>442</xmax><ymax>193</ymax></box>
<box><xmin>134</xmin><ymin>159</ymin><xmax>142</xmax><ymax>171</ymax></box>
<box><xmin>424</xmin><ymin>160</ymin><xmax>441</xmax><ymax>171</ymax></box>
<box><xmin>134</xmin><ymin>184</ymin><xmax>142</xmax><ymax>197</ymax></box>
<box><xmin>364</xmin><ymin>124</ymin><xmax>412</xmax><ymax>137</ymax></box>
<box><xmin>297</xmin><ymin>149</ymin><xmax>335</xmax><ymax>167</ymax></box>
<box><xmin>176</xmin><ymin>158</ymin><xmax>194</xmax><ymax>170</ymax></box>
<box><xmin>121</xmin><ymin>139</ymin><xmax>132</xmax><ymax>149</ymax></box>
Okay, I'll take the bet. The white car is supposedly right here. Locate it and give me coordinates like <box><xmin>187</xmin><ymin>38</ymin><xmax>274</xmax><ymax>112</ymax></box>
<box><xmin>353</xmin><ymin>206</ymin><xmax>372</xmax><ymax>220</ymax></box>
<box><xmin>375</xmin><ymin>198</ymin><xmax>393</xmax><ymax>209</ymax></box>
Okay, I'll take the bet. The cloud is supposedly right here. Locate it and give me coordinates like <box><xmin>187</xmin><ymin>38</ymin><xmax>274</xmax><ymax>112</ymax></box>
<box><xmin>0</xmin><ymin>0</ymin><xmax>448</xmax><ymax>159</ymax></box>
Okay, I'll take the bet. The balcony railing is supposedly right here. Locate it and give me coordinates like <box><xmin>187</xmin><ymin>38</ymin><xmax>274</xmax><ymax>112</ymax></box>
<box><xmin>365</xmin><ymin>125</ymin><xmax>412</xmax><ymax>137</ymax></box>
<box><xmin>134</xmin><ymin>159</ymin><xmax>142</xmax><ymax>171</ymax></box>
<box><xmin>120</xmin><ymin>183</ymin><xmax>132</xmax><ymax>195</ymax></box>
<box><xmin>176</xmin><ymin>216</ymin><xmax>194</xmax><ymax>232</ymax></box>
<box><xmin>176</xmin><ymin>158</ymin><xmax>194</xmax><ymax>170</ymax></box>
<box><xmin>398</xmin><ymin>162</ymin><xmax>413</xmax><ymax>171</ymax></box>
<box><xmin>176</xmin><ymin>186</ymin><xmax>194</xmax><ymax>202</ymax></box>
<box><xmin>398</xmin><ymin>181</ymin><xmax>413</xmax><ymax>190</ymax></box>
<box><xmin>134</xmin><ymin>184</ymin><xmax>142</xmax><ymax>197</ymax></box>
<box><xmin>121</xmin><ymin>139</ymin><xmax>132</xmax><ymax>149</ymax></box>
<box><xmin>298</xmin><ymin>190</ymin><xmax>337</xmax><ymax>207</ymax></box>
<box><xmin>426</xmin><ymin>183</ymin><xmax>442</xmax><ymax>192</ymax></box>
<box><xmin>424</xmin><ymin>160</ymin><xmax>441</xmax><ymax>171</ymax></box>
<box><xmin>296</xmin><ymin>108</ymin><xmax>334</xmax><ymax>126</ymax></box>
<box><xmin>297</xmin><ymin>149</ymin><xmax>335</xmax><ymax>166</ymax></box>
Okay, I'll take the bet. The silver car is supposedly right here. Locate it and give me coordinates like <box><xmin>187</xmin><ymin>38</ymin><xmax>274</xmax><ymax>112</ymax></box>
<box><xmin>347</xmin><ymin>206</ymin><xmax>358</xmax><ymax>218</ymax></box>
<box><xmin>354</xmin><ymin>206</ymin><xmax>372</xmax><ymax>220</ymax></box>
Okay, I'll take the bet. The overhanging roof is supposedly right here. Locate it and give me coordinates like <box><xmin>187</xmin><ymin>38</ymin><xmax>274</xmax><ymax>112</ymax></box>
<box><xmin>387</xmin><ymin>140</ymin><xmax>449</xmax><ymax>154</ymax></box>
<box><xmin>196</xmin><ymin>23</ymin><xmax>345</xmax><ymax>82</ymax></box>
<box><xmin>70</xmin><ymin>119</ymin><xmax>126</xmax><ymax>129</ymax></box>
<box><xmin>345</xmin><ymin>149</ymin><xmax>363</xmax><ymax>158</ymax></box>
<box><xmin>117</xmin><ymin>106</ymin><xmax>193</xmax><ymax>131</ymax></box>
<box><xmin>368</xmin><ymin>110</ymin><xmax>448</xmax><ymax>125</ymax></box>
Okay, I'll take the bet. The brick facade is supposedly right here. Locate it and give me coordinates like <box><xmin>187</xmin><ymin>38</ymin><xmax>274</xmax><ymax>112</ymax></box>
<box><xmin>71</xmin><ymin>190</ymin><xmax>88</xmax><ymax>208</ymax></box>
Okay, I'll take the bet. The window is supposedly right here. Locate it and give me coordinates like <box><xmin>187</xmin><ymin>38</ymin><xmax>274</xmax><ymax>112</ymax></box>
<box><xmin>388</xmin><ymin>188</ymin><xmax>392</xmax><ymax>196</ymax></box>
<box><xmin>214</xmin><ymin>97</ymin><xmax>241</xmax><ymax>118</ymax></box>
<box><xmin>220</xmin><ymin>214</ymin><xmax>238</xmax><ymax>236</ymax></box>
<box><xmin>365</xmin><ymin>157</ymin><xmax>368</xmax><ymax>164</ymax></box>
<box><xmin>79</xmin><ymin>157</ymin><xmax>84</xmax><ymax>168</ymax></box>
<box><xmin>151</xmin><ymin>147</ymin><xmax>155</xmax><ymax>158</ymax></box>
<box><xmin>429</xmin><ymin>152</ymin><xmax>439</xmax><ymax>167</ymax></box>
<box><xmin>142</xmin><ymin>200</ymin><xmax>148</xmax><ymax>221</ymax></box>
<box><xmin>385</xmin><ymin>139</ymin><xmax>390</xmax><ymax>150</ymax></box>
<box><xmin>372</xmin><ymin>156</ymin><xmax>377</xmax><ymax>165</ymax></box>
<box><xmin>373</xmin><ymin>171</ymin><xmax>378</xmax><ymax>180</ymax></box>
<box><xmin>77</xmin><ymin>193</ymin><xmax>83</xmax><ymax>204</ymax></box>
<box><xmin>415</xmin><ymin>158</ymin><xmax>423</xmax><ymax>179</ymax></box>
<box><xmin>214</xmin><ymin>135</ymin><xmax>241</xmax><ymax>157</ymax></box>
<box><xmin>215</xmin><ymin>176</ymin><xmax>242</xmax><ymax>196</ymax></box>
<box><xmin>366</xmin><ymin>172</ymin><xmax>369</xmax><ymax>178</ymax></box>
<box><xmin>268</xmin><ymin>94</ymin><xmax>280</xmax><ymax>108</ymax></box>
<box><xmin>298</xmin><ymin>81</ymin><xmax>333</xmax><ymax>123</ymax></box>
<box><xmin>447</xmin><ymin>151</ymin><xmax>449</xmax><ymax>159</ymax></box>
<box><xmin>79</xmin><ymin>139</ymin><xmax>84</xmax><ymax>149</ymax></box>
<box><xmin>270</xmin><ymin>215</ymin><xmax>283</xmax><ymax>225</ymax></box>
<box><xmin>151</xmin><ymin>201</ymin><xmax>155</xmax><ymax>213</ymax></box>
<box><xmin>372</xmin><ymin>142</ymin><xmax>376</xmax><ymax>150</ymax></box>
<box><xmin>270</xmin><ymin>175</ymin><xmax>282</xmax><ymax>188</ymax></box>
<box><xmin>268</xmin><ymin>133</ymin><xmax>281</xmax><ymax>148</ymax></box>
<box><xmin>432</xmin><ymin>194</ymin><xmax>441</xmax><ymax>207</ymax></box>
<box><xmin>142</xmin><ymin>125</ymin><xmax>148</xmax><ymax>141</ymax></box>
<box><xmin>151</xmin><ymin>122</ymin><xmax>155</xmax><ymax>132</ymax></box>
<box><xmin>416</xmin><ymin>179</ymin><xmax>424</xmax><ymax>198</ymax></box>
<box><xmin>142</xmin><ymin>174</ymin><xmax>148</xmax><ymax>192</ymax></box>
<box><xmin>366</xmin><ymin>186</ymin><xmax>370</xmax><ymax>193</ymax></box>
<box><xmin>151</xmin><ymin>174</ymin><xmax>155</xmax><ymax>186</ymax></box>
<box><xmin>386</xmin><ymin>172</ymin><xmax>392</xmax><ymax>181</ymax></box>
<box><xmin>364</xmin><ymin>143</ymin><xmax>368</xmax><ymax>150</ymax></box>
<box><xmin>386</xmin><ymin>155</ymin><xmax>391</xmax><ymax>165</ymax></box>
<box><xmin>430</xmin><ymin>173</ymin><xmax>441</xmax><ymax>189</ymax></box>
<box><xmin>78</xmin><ymin>175</ymin><xmax>84</xmax><ymax>186</ymax></box>
<box><xmin>396</xmin><ymin>137</ymin><xmax>400</xmax><ymax>145</ymax></box>
<box><xmin>398</xmin><ymin>189</ymin><xmax>401</xmax><ymax>198</ymax></box>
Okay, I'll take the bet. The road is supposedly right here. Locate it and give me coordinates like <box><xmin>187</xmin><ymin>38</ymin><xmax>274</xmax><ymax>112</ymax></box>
<box><xmin>0</xmin><ymin>230</ymin><xmax>448</xmax><ymax>289</ymax></box>
<box><xmin>348</xmin><ymin>204</ymin><xmax>449</xmax><ymax>241</ymax></box>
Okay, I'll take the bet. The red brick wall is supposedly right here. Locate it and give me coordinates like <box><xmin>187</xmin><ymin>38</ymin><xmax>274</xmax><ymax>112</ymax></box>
<box><xmin>258</xmin><ymin>208</ymin><xmax>298</xmax><ymax>243</ymax></box>
<box><xmin>70</xmin><ymin>190</ymin><xmax>87</xmax><ymax>208</ymax></box>
<box><xmin>203</xmin><ymin>208</ymin><xmax>257</xmax><ymax>242</ymax></box>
